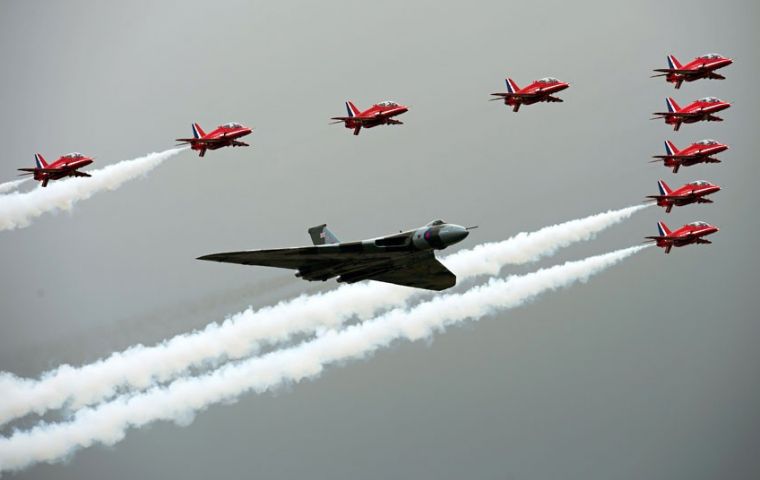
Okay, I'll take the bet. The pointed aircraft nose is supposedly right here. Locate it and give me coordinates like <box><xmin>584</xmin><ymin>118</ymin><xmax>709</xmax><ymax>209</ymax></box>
<box><xmin>438</xmin><ymin>225</ymin><xmax>469</xmax><ymax>246</ymax></box>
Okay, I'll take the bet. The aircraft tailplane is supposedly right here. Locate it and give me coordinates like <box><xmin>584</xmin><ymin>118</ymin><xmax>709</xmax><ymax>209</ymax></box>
<box><xmin>34</xmin><ymin>153</ymin><xmax>48</xmax><ymax>169</ymax></box>
<box><xmin>667</xmin><ymin>54</ymin><xmax>682</xmax><ymax>70</ymax></box>
<box><xmin>657</xmin><ymin>179</ymin><xmax>673</xmax><ymax>196</ymax></box>
<box><xmin>657</xmin><ymin>221</ymin><xmax>672</xmax><ymax>237</ymax></box>
<box><xmin>308</xmin><ymin>224</ymin><xmax>340</xmax><ymax>245</ymax></box>
<box><xmin>345</xmin><ymin>101</ymin><xmax>361</xmax><ymax>117</ymax></box>
<box><xmin>192</xmin><ymin>123</ymin><xmax>206</xmax><ymax>139</ymax></box>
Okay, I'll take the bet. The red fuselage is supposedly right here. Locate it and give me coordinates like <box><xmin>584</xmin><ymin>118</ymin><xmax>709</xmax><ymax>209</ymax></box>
<box><xmin>653</xmin><ymin>139</ymin><xmax>729</xmax><ymax>173</ymax></box>
<box><xmin>491</xmin><ymin>77</ymin><xmax>570</xmax><ymax>112</ymax></box>
<box><xmin>176</xmin><ymin>123</ymin><xmax>253</xmax><ymax>157</ymax></box>
<box><xmin>654</xmin><ymin>97</ymin><xmax>731</xmax><ymax>131</ymax></box>
<box><xmin>19</xmin><ymin>153</ymin><xmax>94</xmax><ymax>187</ymax></box>
<box><xmin>647</xmin><ymin>181</ymin><xmax>720</xmax><ymax>213</ymax></box>
<box><xmin>655</xmin><ymin>54</ymin><xmax>733</xmax><ymax>89</ymax></box>
<box><xmin>647</xmin><ymin>221</ymin><xmax>719</xmax><ymax>254</ymax></box>
<box><xmin>332</xmin><ymin>101</ymin><xmax>409</xmax><ymax>135</ymax></box>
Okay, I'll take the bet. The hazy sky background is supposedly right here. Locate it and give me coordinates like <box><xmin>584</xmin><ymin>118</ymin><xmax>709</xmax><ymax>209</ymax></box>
<box><xmin>1</xmin><ymin>0</ymin><xmax>759</xmax><ymax>478</ymax></box>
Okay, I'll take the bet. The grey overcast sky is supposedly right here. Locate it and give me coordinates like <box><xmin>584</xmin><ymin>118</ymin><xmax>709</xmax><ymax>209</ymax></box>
<box><xmin>1</xmin><ymin>0</ymin><xmax>759</xmax><ymax>478</ymax></box>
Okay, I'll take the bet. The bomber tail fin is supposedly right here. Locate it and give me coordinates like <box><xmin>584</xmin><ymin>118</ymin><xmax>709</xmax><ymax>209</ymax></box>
<box><xmin>345</xmin><ymin>101</ymin><xmax>361</xmax><ymax>118</ymax></box>
<box><xmin>192</xmin><ymin>123</ymin><xmax>206</xmax><ymax>139</ymax></box>
<box><xmin>505</xmin><ymin>78</ymin><xmax>520</xmax><ymax>94</ymax></box>
<box><xmin>308</xmin><ymin>224</ymin><xmax>340</xmax><ymax>245</ymax></box>
<box><xmin>34</xmin><ymin>153</ymin><xmax>48</xmax><ymax>169</ymax></box>
<box><xmin>667</xmin><ymin>54</ymin><xmax>682</xmax><ymax>70</ymax></box>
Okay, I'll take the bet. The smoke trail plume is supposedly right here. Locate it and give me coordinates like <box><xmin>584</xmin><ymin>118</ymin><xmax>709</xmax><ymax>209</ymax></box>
<box><xmin>0</xmin><ymin>179</ymin><xmax>28</xmax><ymax>195</ymax></box>
<box><xmin>0</xmin><ymin>246</ymin><xmax>648</xmax><ymax>473</ymax></box>
<box><xmin>0</xmin><ymin>204</ymin><xmax>647</xmax><ymax>425</ymax></box>
<box><xmin>0</xmin><ymin>148</ymin><xmax>185</xmax><ymax>231</ymax></box>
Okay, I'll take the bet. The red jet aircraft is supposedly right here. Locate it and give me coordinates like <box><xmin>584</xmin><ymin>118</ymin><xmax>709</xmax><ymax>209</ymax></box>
<box><xmin>652</xmin><ymin>53</ymin><xmax>733</xmax><ymax>89</ymax></box>
<box><xmin>490</xmin><ymin>77</ymin><xmax>570</xmax><ymax>112</ymax></box>
<box><xmin>18</xmin><ymin>152</ymin><xmax>93</xmax><ymax>187</ymax></box>
<box><xmin>645</xmin><ymin>221</ymin><xmax>718</xmax><ymax>254</ymax></box>
<box><xmin>176</xmin><ymin>122</ymin><xmax>252</xmax><ymax>157</ymax></box>
<box><xmin>330</xmin><ymin>101</ymin><xmax>408</xmax><ymax>135</ymax></box>
<box><xmin>646</xmin><ymin>179</ymin><xmax>720</xmax><ymax>213</ymax></box>
<box><xmin>651</xmin><ymin>139</ymin><xmax>729</xmax><ymax>173</ymax></box>
<box><xmin>651</xmin><ymin>97</ymin><xmax>731</xmax><ymax>131</ymax></box>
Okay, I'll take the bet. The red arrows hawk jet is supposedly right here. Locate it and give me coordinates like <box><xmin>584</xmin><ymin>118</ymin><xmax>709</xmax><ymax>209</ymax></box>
<box><xmin>645</xmin><ymin>221</ymin><xmax>718</xmax><ymax>254</ymax></box>
<box><xmin>18</xmin><ymin>152</ymin><xmax>94</xmax><ymax>187</ymax></box>
<box><xmin>330</xmin><ymin>100</ymin><xmax>408</xmax><ymax>136</ymax></box>
<box><xmin>651</xmin><ymin>97</ymin><xmax>731</xmax><ymax>131</ymax></box>
<box><xmin>651</xmin><ymin>139</ymin><xmax>728</xmax><ymax>173</ymax></box>
<box><xmin>652</xmin><ymin>53</ymin><xmax>733</xmax><ymax>89</ymax></box>
<box><xmin>490</xmin><ymin>77</ymin><xmax>570</xmax><ymax>112</ymax></box>
<box><xmin>646</xmin><ymin>179</ymin><xmax>720</xmax><ymax>213</ymax></box>
<box><xmin>176</xmin><ymin>122</ymin><xmax>252</xmax><ymax>157</ymax></box>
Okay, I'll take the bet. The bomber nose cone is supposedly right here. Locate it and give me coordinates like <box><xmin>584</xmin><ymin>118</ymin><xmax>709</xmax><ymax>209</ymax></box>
<box><xmin>440</xmin><ymin>225</ymin><xmax>469</xmax><ymax>246</ymax></box>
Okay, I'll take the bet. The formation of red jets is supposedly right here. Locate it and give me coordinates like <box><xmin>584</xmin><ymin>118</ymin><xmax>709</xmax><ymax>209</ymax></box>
<box><xmin>646</xmin><ymin>53</ymin><xmax>733</xmax><ymax>253</ymax></box>
<box><xmin>11</xmin><ymin>53</ymin><xmax>733</xmax><ymax>256</ymax></box>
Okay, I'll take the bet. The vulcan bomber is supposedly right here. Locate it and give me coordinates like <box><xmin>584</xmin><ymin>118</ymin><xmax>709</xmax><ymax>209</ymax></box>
<box><xmin>197</xmin><ymin>220</ymin><xmax>474</xmax><ymax>291</ymax></box>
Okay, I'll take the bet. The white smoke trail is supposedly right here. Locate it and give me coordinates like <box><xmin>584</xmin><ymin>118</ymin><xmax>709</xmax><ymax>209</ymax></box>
<box><xmin>0</xmin><ymin>179</ymin><xmax>28</xmax><ymax>195</ymax></box>
<box><xmin>0</xmin><ymin>245</ymin><xmax>649</xmax><ymax>473</ymax></box>
<box><xmin>0</xmin><ymin>148</ymin><xmax>185</xmax><ymax>231</ymax></box>
<box><xmin>0</xmin><ymin>204</ymin><xmax>648</xmax><ymax>425</ymax></box>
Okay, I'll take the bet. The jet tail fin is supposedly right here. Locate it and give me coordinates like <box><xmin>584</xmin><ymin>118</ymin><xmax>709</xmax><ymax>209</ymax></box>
<box><xmin>308</xmin><ymin>224</ymin><xmax>340</xmax><ymax>245</ymax></box>
<box><xmin>192</xmin><ymin>123</ymin><xmax>206</xmax><ymax>139</ymax></box>
<box><xmin>505</xmin><ymin>78</ymin><xmax>519</xmax><ymax>94</ymax></box>
<box><xmin>666</xmin><ymin>97</ymin><xmax>681</xmax><ymax>113</ymax></box>
<box><xmin>345</xmin><ymin>101</ymin><xmax>361</xmax><ymax>118</ymax></box>
<box><xmin>667</xmin><ymin>54</ymin><xmax>682</xmax><ymax>70</ymax></box>
<box><xmin>657</xmin><ymin>179</ymin><xmax>673</xmax><ymax>195</ymax></box>
<box><xmin>664</xmin><ymin>140</ymin><xmax>679</xmax><ymax>156</ymax></box>
<box><xmin>34</xmin><ymin>153</ymin><xmax>48</xmax><ymax>169</ymax></box>
<box><xmin>657</xmin><ymin>221</ymin><xmax>672</xmax><ymax>237</ymax></box>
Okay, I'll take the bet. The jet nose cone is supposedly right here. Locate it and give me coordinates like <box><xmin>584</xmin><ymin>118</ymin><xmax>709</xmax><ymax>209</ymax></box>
<box><xmin>439</xmin><ymin>225</ymin><xmax>469</xmax><ymax>246</ymax></box>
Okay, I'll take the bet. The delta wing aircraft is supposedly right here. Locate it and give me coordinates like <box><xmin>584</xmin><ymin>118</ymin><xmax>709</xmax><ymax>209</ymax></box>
<box><xmin>198</xmin><ymin>221</ymin><xmax>475</xmax><ymax>291</ymax></box>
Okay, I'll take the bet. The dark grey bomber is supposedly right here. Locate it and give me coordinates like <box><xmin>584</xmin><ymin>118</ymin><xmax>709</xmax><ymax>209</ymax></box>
<box><xmin>197</xmin><ymin>220</ymin><xmax>472</xmax><ymax>291</ymax></box>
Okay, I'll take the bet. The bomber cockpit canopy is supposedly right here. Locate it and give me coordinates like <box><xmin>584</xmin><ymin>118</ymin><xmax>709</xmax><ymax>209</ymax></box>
<box><xmin>689</xmin><ymin>180</ymin><xmax>710</xmax><ymax>186</ymax></box>
<box><xmin>698</xmin><ymin>53</ymin><xmax>723</xmax><ymax>59</ymax></box>
<box><xmin>221</xmin><ymin>122</ymin><xmax>243</xmax><ymax>128</ymax></box>
<box><xmin>537</xmin><ymin>77</ymin><xmax>559</xmax><ymax>83</ymax></box>
<box><xmin>699</xmin><ymin>97</ymin><xmax>721</xmax><ymax>103</ymax></box>
<box><xmin>687</xmin><ymin>221</ymin><xmax>710</xmax><ymax>227</ymax></box>
<box><xmin>426</xmin><ymin>219</ymin><xmax>446</xmax><ymax>226</ymax></box>
<box><xmin>377</xmin><ymin>100</ymin><xmax>399</xmax><ymax>107</ymax></box>
<box><xmin>696</xmin><ymin>139</ymin><xmax>719</xmax><ymax>145</ymax></box>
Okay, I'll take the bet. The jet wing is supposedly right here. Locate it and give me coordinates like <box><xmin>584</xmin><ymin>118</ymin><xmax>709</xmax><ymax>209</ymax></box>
<box><xmin>652</xmin><ymin>111</ymin><xmax>703</xmax><ymax>118</ymax></box>
<box><xmin>17</xmin><ymin>167</ymin><xmax>67</xmax><ymax>173</ymax></box>
<box><xmin>362</xmin><ymin>256</ymin><xmax>456</xmax><ymax>291</ymax></box>
<box><xmin>490</xmin><ymin>92</ymin><xmax>540</xmax><ymax>99</ymax></box>
<box><xmin>175</xmin><ymin>137</ymin><xmax>231</xmax><ymax>144</ymax></box>
<box><xmin>198</xmin><ymin>247</ymin><xmax>456</xmax><ymax>291</ymax></box>
<box><xmin>652</xmin><ymin>68</ymin><xmax>704</xmax><ymax>75</ymax></box>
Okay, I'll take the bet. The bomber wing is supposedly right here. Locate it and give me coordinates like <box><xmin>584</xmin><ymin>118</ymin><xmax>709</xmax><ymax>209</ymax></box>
<box><xmin>362</xmin><ymin>254</ymin><xmax>455</xmax><ymax>291</ymax></box>
<box><xmin>198</xmin><ymin>247</ymin><xmax>456</xmax><ymax>291</ymax></box>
